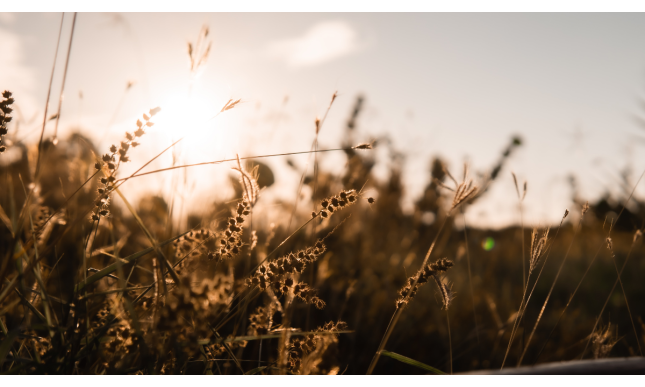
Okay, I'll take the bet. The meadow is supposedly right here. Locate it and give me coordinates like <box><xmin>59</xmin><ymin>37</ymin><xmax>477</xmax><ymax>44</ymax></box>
<box><xmin>1</xmin><ymin>23</ymin><xmax>645</xmax><ymax>375</ymax></box>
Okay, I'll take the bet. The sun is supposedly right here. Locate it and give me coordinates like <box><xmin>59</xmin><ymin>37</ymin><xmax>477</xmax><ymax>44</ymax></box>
<box><xmin>154</xmin><ymin>90</ymin><xmax>216</xmax><ymax>139</ymax></box>
<box><xmin>152</xmin><ymin>88</ymin><xmax>238</xmax><ymax>161</ymax></box>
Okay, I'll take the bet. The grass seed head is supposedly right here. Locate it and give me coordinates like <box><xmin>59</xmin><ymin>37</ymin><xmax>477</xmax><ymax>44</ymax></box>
<box><xmin>529</xmin><ymin>227</ymin><xmax>550</xmax><ymax>274</ymax></box>
<box><xmin>1</xmin><ymin>92</ymin><xmax>16</xmax><ymax>152</ymax></box>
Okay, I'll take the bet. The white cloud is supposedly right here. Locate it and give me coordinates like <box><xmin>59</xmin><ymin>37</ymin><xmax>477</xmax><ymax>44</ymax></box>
<box><xmin>267</xmin><ymin>20</ymin><xmax>358</xmax><ymax>67</ymax></box>
<box><xmin>0</xmin><ymin>27</ymin><xmax>39</xmax><ymax>117</ymax></box>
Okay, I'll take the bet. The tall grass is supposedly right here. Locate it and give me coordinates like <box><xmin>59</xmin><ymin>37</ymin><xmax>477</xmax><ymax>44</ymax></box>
<box><xmin>1</xmin><ymin>23</ymin><xmax>645</xmax><ymax>375</ymax></box>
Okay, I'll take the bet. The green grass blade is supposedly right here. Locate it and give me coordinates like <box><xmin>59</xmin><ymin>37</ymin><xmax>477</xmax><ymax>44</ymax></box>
<box><xmin>381</xmin><ymin>350</ymin><xmax>446</xmax><ymax>375</ymax></box>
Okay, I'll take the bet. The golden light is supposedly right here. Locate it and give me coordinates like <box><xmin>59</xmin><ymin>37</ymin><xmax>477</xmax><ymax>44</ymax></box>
<box><xmin>152</xmin><ymin>88</ymin><xmax>237</xmax><ymax>162</ymax></box>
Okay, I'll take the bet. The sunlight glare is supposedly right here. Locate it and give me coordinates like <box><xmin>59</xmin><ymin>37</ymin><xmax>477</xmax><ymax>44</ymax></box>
<box><xmin>154</xmin><ymin>91</ymin><xmax>215</xmax><ymax>139</ymax></box>
<box><xmin>153</xmin><ymin>89</ymin><xmax>238</xmax><ymax>162</ymax></box>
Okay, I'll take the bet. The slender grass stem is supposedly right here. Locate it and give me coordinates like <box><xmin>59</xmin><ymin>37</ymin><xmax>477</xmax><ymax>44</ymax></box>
<box><xmin>608</xmin><ymin>245</ymin><xmax>642</xmax><ymax>356</ymax></box>
<box><xmin>51</xmin><ymin>12</ymin><xmax>77</xmax><ymax>145</ymax></box>
<box><xmin>580</xmin><ymin>238</ymin><xmax>639</xmax><ymax>359</ymax></box>
<box><xmin>115</xmin><ymin>147</ymin><xmax>356</xmax><ymax>183</ymax></box>
<box><xmin>517</xmin><ymin>219</ymin><xmax>580</xmax><ymax>366</ymax></box>
<box><xmin>502</xmin><ymin>213</ymin><xmax>566</xmax><ymax>369</ymax></box>
<box><xmin>34</xmin><ymin>13</ymin><xmax>65</xmax><ymax>179</ymax></box>
<box><xmin>446</xmin><ymin>309</ymin><xmax>452</xmax><ymax>375</ymax></box>
<box><xmin>461</xmin><ymin>208</ymin><xmax>480</xmax><ymax>347</ymax></box>
<box><xmin>533</xmin><ymin>242</ymin><xmax>602</xmax><ymax>363</ymax></box>
<box><xmin>367</xmin><ymin>210</ymin><xmax>452</xmax><ymax>375</ymax></box>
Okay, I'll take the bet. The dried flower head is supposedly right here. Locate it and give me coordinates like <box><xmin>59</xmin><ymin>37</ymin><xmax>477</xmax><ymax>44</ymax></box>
<box><xmin>221</xmin><ymin>98</ymin><xmax>241</xmax><ymax>112</ymax></box>
<box><xmin>246</xmin><ymin>239</ymin><xmax>328</xmax><ymax>307</ymax></box>
<box><xmin>511</xmin><ymin>172</ymin><xmax>521</xmax><ymax>200</ymax></box>
<box><xmin>287</xmin><ymin>320</ymin><xmax>348</xmax><ymax>374</ymax></box>
<box><xmin>592</xmin><ymin>323</ymin><xmax>618</xmax><ymax>359</ymax></box>
<box><xmin>188</xmin><ymin>25</ymin><xmax>211</xmax><ymax>75</ymax></box>
<box><xmin>207</xmin><ymin>200</ymin><xmax>250</xmax><ymax>262</ymax></box>
<box><xmin>436</xmin><ymin>163</ymin><xmax>479</xmax><ymax>210</ymax></box>
<box><xmin>316</xmin><ymin>189</ymin><xmax>358</xmax><ymax>218</ymax></box>
<box><xmin>433</xmin><ymin>277</ymin><xmax>455</xmax><ymax>310</ymax></box>
<box><xmin>606</xmin><ymin>237</ymin><xmax>613</xmax><ymax>251</ymax></box>
<box><xmin>529</xmin><ymin>227</ymin><xmax>549</xmax><ymax>274</ymax></box>
<box><xmin>0</xmin><ymin>90</ymin><xmax>14</xmax><ymax>153</ymax></box>
<box><xmin>91</xmin><ymin>108</ymin><xmax>158</xmax><ymax>221</ymax></box>
<box><xmin>248</xmin><ymin>304</ymin><xmax>276</xmax><ymax>335</ymax></box>
<box><xmin>352</xmin><ymin>142</ymin><xmax>373</xmax><ymax>150</ymax></box>
<box><xmin>396</xmin><ymin>258</ymin><xmax>455</xmax><ymax>309</ymax></box>
<box><xmin>234</xmin><ymin>156</ymin><xmax>260</xmax><ymax>206</ymax></box>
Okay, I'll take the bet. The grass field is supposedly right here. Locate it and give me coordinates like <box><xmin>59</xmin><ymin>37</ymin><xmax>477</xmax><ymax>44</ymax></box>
<box><xmin>1</xmin><ymin>19</ymin><xmax>645</xmax><ymax>375</ymax></box>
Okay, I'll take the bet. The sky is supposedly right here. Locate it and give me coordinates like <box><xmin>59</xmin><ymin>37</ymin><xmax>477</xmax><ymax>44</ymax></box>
<box><xmin>2</xmin><ymin>12</ymin><xmax>645</xmax><ymax>229</ymax></box>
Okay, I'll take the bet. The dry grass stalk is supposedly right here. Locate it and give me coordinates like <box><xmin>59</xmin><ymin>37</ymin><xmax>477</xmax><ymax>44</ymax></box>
<box><xmin>51</xmin><ymin>12</ymin><xmax>77</xmax><ymax>146</ymax></box>
<box><xmin>0</xmin><ymin>91</ymin><xmax>14</xmax><ymax>154</ymax></box>
<box><xmin>221</xmin><ymin>98</ymin><xmax>242</xmax><ymax>113</ymax></box>
<box><xmin>318</xmin><ymin>189</ymin><xmax>358</xmax><ymax>219</ymax></box>
<box><xmin>395</xmin><ymin>258</ymin><xmax>455</xmax><ymax>310</ymax></box>
<box><xmin>579</xmin><ymin>224</ymin><xmax>643</xmax><ymax>359</ymax></box>
<box><xmin>529</xmin><ymin>226</ymin><xmax>549</xmax><ymax>275</ymax></box>
<box><xmin>288</xmin><ymin>321</ymin><xmax>347</xmax><ymax>374</ymax></box>
<box><xmin>352</xmin><ymin>142</ymin><xmax>373</xmax><ymax>150</ymax></box>
<box><xmin>503</xmin><ymin>211</ymin><xmax>567</xmax><ymax>369</ymax></box>
<box><xmin>434</xmin><ymin>163</ymin><xmax>479</xmax><ymax>210</ymax></box>
<box><xmin>591</xmin><ymin>323</ymin><xmax>618</xmax><ymax>359</ymax></box>
<box><xmin>603</xmin><ymin>231</ymin><xmax>643</xmax><ymax>356</ymax></box>
<box><xmin>188</xmin><ymin>25</ymin><xmax>211</xmax><ymax>75</ymax></box>
<box><xmin>246</xmin><ymin>239</ymin><xmax>328</xmax><ymax>310</ymax></box>
<box><xmin>6</xmin><ymin>30</ymin><xmax>645</xmax><ymax>374</ymax></box>
<box><xmin>511</xmin><ymin>172</ymin><xmax>528</xmax><ymax>291</ymax></box>
<box><xmin>234</xmin><ymin>155</ymin><xmax>261</xmax><ymax>207</ymax></box>
<box><xmin>91</xmin><ymin>108</ymin><xmax>160</xmax><ymax>222</ymax></box>
<box><xmin>207</xmin><ymin>199</ymin><xmax>251</xmax><ymax>263</ymax></box>
<box><xmin>514</xmin><ymin>206</ymin><xmax>585</xmax><ymax>367</ymax></box>
<box><xmin>368</xmin><ymin>163</ymin><xmax>478</xmax><ymax>375</ymax></box>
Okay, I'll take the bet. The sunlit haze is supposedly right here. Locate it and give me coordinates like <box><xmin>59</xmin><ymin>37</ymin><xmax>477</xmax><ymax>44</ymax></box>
<box><xmin>3</xmin><ymin>12</ymin><xmax>645</xmax><ymax>228</ymax></box>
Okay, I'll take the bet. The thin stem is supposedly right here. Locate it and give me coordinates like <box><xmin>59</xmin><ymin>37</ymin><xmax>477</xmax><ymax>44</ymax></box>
<box><xmin>500</xmin><ymin>266</ymin><xmax>532</xmax><ymax>369</ymax></box>
<box><xmin>52</xmin><ymin>12</ymin><xmax>77</xmax><ymax>144</ymax></box>
<box><xmin>517</xmin><ymin>215</ymin><xmax>582</xmax><ymax>366</ymax></box>
<box><xmin>575</xmin><ymin>168</ymin><xmax>645</xmax><ymax>359</ymax></box>
<box><xmin>533</xmin><ymin>242</ymin><xmax>603</xmax><ymax>363</ymax></box>
<box><xmin>34</xmin><ymin>13</ymin><xmax>65</xmax><ymax>178</ymax></box>
<box><xmin>115</xmin><ymin>147</ymin><xmax>354</xmax><ymax>183</ymax></box>
<box><xmin>447</xmin><ymin>309</ymin><xmax>453</xmax><ymax>375</ymax></box>
<box><xmin>608</xmin><ymin>246</ymin><xmax>642</xmax><ymax>356</ymax></box>
<box><xmin>501</xmin><ymin>213</ymin><xmax>566</xmax><ymax>369</ymax></box>
<box><xmin>461</xmin><ymin>208</ymin><xmax>480</xmax><ymax>346</ymax></box>
<box><xmin>580</xmin><ymin>239</ymin><xmax>639</xmax><ymax>359</ymax></box>
<box><xmin>520</xmin><ymin>201</ymin><xmax>526</xmax><ymax>291</ymax></box>
<box><xmin>286</xmin><ymin>142</ymin><xmax>314</xmax><ymax>233</ymax></box>
<box><xmin>367</xmin><ymin>210</ymin><xmax>452</xmax><ymax>375</ymax></box>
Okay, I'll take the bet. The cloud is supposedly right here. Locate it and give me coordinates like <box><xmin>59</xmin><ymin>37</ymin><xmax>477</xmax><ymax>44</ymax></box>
<box><xmin>267</xmin><ymin>20</ymin><xmax>358</xmax><ymax>67</ymax></box>
<box><xmin>0</xmin><ymin>27</ymin><xmax>38</xmax><ymax>114</ymax></box>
